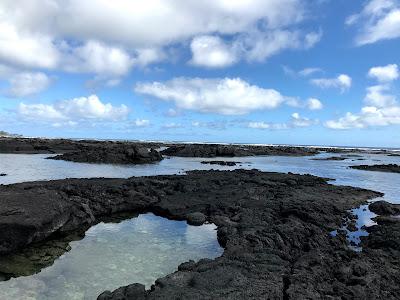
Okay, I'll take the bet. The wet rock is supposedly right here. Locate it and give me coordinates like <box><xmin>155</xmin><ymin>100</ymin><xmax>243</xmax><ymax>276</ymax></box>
<box><xmin>311</xmin><ymin>156</ymin><xmax>348</xmax><ymax>161</ymax></box>
<box><xmin>161</xmin><ymin>144</ymin><xmax>319</xmax><ymax>157</ymax></box>
<box><xmin>350</xmin><ymin>164</ymin><xmax>400</xmax><ymax>173</ymax></box>
<box><xmin>0</xmin><ymin>137</ymin><xmax>161</xmax><ymax>154</ymax></box>
<box><xmin>369</xmin><ymin>201</ymin><xmax>400</xmax><ymax>216</ymax></box>
<box><xmin>0</xmin><ymin>173</ymin><xmax>6</xmax><ymax>176</ymax></box>
<box><xmin>200</xmin><ymin>161</ymin><xmax>240</xmax><ymax>166</ymax></box>
<box><xmin>347</xmin><ymin>220</ymin><xmax>358</xmax><ymax>232</ymax></box>
<box><xmin>48</xmin><ymin>145</ymin><xmax>163</xmax><ymax>165</ymax></box>
<box><xmin>98</xmin><ymin>283</ymin><xmax>146</xmax><ymax>300</ymax></box>
<box><xmin>186</xmin><ymin>212</ymin><xmax>207</xmax><ymax>225</ymax></box>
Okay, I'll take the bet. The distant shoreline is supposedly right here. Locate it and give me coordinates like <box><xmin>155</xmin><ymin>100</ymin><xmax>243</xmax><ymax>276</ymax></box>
<box><xmin>1</xmin><ymin>136</ymin><xmax>399</xmax><ymax>152</ymax></box>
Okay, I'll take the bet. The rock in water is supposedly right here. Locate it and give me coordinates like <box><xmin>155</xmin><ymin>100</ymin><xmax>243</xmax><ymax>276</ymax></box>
<box><xmin>48</xmin><ymin>145</ymin><xmax>163</xmax><ymax>164</ymax></box>
<box><xmin>350</xmin><ymin>164</ymin><xmax>400</xmax><ymax>173</ymax></box>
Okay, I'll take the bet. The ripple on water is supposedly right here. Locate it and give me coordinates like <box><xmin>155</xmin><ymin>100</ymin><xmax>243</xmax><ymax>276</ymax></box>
<box><xmin>0</xmin><ymin>213</ymin><xmax>223</xmax><ymax>300</ymax></box>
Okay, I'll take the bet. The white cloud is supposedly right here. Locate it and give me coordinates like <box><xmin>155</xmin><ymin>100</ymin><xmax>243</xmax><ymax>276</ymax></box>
<box><xmin>64</xmin><ymin>40</ymin><xmax>134</xmax><ymax>76</ymax></box>
<box><xmin>162</xmin><ymin>122</ymin><xmax>182</xmax><ymax>129</ymax></box>
<box><xmin>248</xmin><ymin>112</ymin><xmax>317</xmax><ymax>130</ymax></box>
<box><xmin>299</xmin><ymin>67</ymin><xmax>322</xmax><ymax>77</ymax></box>
<box><xmin>368</xmin><ymin>64</ymin><xmax>399</xmax><ymax>82</ymax></box>
<box><xmin>310</xmin><ymin>74</ymin><xmax>352</xmax><ymax>92</ymax></box>
<box><xmin>2</xmin><ymin>71</ymin><xmax>51</xmax><ymax>97</ymax></box>
<box><xmin>0</xmin><ymin>66</ymin><xmax>52</xmax><ymax>98</ymax></box>
<box><xmin>326</xmin><ymin>81</ymin><xmax>400</xmax><ymax>129</ymax></box>
<box><xmin>0</xmin><ymin>0</ymin><xmax>319</xmax><ymax>75</ymax></box>
<box><xmin>0</xmin><ymin>20</ymin><xmax>60</xmax><ymax>69</ymax></box>
<box><xmin>131</xmin><ymin>119</ymin><xmax>150</xmax><ymax>127</ymax></box>
<box><xmin>190</xmin><ymin>35</ymin><xmax>237</xmax><ymax>68</ymax></box>
<box><xmin>238</xmin><ymin>29</ymin><xmax>322</xmax><ymax>63</ymax></box>
<box><xmin>306</xmin><ymin>98</ymin><xmax>323</xmax><ymax>110</ymax></box>
<box><xmin>364</xmin><ymin>85</ymin><xmax>397</xmax><ymax>107</ymax></box>
<box><xmin>18</xmin><ymin>95</ymin><xmax>129</xmax><ymax>125</ymax></box>
<box><xmin>290</xmin><ymin>112</ymin><xmax>317</xmax><ymax>127</ymax></box>
<box><xmin>325</xmin><ymin>106</ymin><xmax>400</xmax><ymax>129</ymax></box>
<box><xmin>346</xmin><ymin>0</ymin><xmax>400</xmax><ymax>45</ymax></box>
<box><xmin>135</xmin><ymin>77</ymin><xmax>291</xmax><ymax>115</ymax></box>
<box><xmin>283</xmin><ymin>66</ymin><xmax>323</xmax><ymax>77</ymax></box>
<box><xmin>248</xmin><ymin>121</ymin><xmax>272</xmax><ymax>129</ymax></box>
<box><xmin>51</xmin><ymin>0</ymin><xmax>306</xmax><ymax>47</ymax></box>
<box><xmin>164</xmin><ymin>108</ymin><xmax>180</xmax><ymax>117</ymax></box>
<box><xmin>18</xmin><ymin>103</ymin><xmax>66</xmax><ymax>122</ymax></box>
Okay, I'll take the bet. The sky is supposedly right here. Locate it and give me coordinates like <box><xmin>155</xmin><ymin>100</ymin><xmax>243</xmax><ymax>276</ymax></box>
<box><xmin>0</xmin><ymin>0</ymin><xmax>400</xmax><ymax>147</ymax></box>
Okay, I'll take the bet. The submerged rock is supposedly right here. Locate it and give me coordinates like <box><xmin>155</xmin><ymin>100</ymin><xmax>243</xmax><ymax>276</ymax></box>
<box><xmin>200</xmin><ymin>161</ymin><xmax>240</xmax><ymax>166</ymax></box>
<box><xmin>0</xmin><ymin>170</ymin><xmax>398</xmax><ymax>299</ymax></box>
<box><xmin>311</xmin><ymin>156</ymin><xmax>348</xmax><ymax>161</ymax></box>
<box><xmin>350</xmin><ymin>164</ymin><xmax>400</xmax><ymax>173</ymax></box>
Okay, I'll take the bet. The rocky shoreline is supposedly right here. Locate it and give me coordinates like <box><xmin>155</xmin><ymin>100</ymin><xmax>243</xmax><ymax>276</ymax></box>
<box><xmin>161</xmin><ymin>144</ymin><xmax>320</xmax><ymax>157</ymax></box>
<box><xmin>0</xmin><ymin>170</ymin><xmax>399</xmax><ymax>299</ymax></box>
<box><xmin>350</xmin><ymin>164</ymin><xmax>400</xmax><ymax>173</ymax></box>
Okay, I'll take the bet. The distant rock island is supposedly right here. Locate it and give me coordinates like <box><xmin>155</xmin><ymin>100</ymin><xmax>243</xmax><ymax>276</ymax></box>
<box><xmin>350</xmin><ymin>164</ymin><xmax>400</xmax><ymax>173</ymax></box>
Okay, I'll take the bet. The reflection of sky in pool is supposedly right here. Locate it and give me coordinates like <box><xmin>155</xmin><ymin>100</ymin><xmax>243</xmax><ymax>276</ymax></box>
<box><xmin>0</xmin><ymin>213</ymin><xmax>223</xmax><ymax>300</ymax></box>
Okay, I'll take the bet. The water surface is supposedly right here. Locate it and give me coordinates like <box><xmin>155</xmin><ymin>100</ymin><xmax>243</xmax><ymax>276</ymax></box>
<box><xmin>0</xmin><ymin>213</ymin><xmax>222</xmax><ymax>300</ymax></box>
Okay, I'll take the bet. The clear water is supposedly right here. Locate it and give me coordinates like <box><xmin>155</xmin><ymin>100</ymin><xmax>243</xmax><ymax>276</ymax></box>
<box><xmin>0</xmin><ymin>213</ymin><xmax>222</xmax><ymax>300</ymax></box>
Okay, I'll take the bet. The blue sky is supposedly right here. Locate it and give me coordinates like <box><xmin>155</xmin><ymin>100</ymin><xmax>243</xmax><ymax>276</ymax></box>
<box><xmin>0</xmin><ymin>0</ymin><xmax>400</xmax><ymax>147</ymax></box>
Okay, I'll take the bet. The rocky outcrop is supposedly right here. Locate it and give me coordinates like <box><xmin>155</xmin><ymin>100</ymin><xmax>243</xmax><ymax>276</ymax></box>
<box><xmin>369</xmin><ymin>201</ymin><xmax>400</xmax><ymax>216</ymax></box>
<box><xmin>1</xmin><ymin>170</ymin><xmax>399</xmax><ymax>299</ymax></box>
<box><xmin>350</xmin><ymin>164</ymin><xmax>400</xmax><ymax>173</ymax></box>
<box><xmin>161</xmin><ymin>144</ymin><xmax>319</xmax><ymax>157</ymax></box>
<box><xmin>48</xmin><ymin>145</ymin><xmax>163</xmax><ymax>164</ymax></box>
<box><xmin>0</xmin><ymin>137</ymin><xmax>161</xmax><ymax>154</ymax></box>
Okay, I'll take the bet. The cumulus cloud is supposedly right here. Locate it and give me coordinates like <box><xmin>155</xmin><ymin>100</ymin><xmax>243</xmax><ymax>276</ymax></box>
<box><xmin>131</xmin><ymin>119</ymin><xmax>150</xmax><ymax>128</ymax></box>
<box><xmin>346</xmin><ymin>0</ymin><xmax>400</xmax><ymax>45</ymax></box>
<box><xmin>368</xmin><ymin>64</ymin><xmax>399</xmax><ymax>82</ymax></box>
<box><xmin>64</xmin><ymin>41</ymin><xmax>134</xmax><ymax>76</ymax></box>
<box><xmin>135</xmin><ymin>77</ymin><xmax>292</xmax><ymax>115</ymax></box>
<box><xmin>325</xmin><ymin>106</ymin><xmax>400</xmax><ymax>129</ymax></box>
<box><xmin>0</xmin><ymin>20</ymin><xmax>60</xmax><ymax>69</ymax></box>
<box><xmin>3</xmin><ymin>71</ymin><xmax>51</xmax><ymax>97</ymax></box>
<box><xmin>190</xmin><ymin>36</ymin><xmax>238</xmax><ymax>68</ymax></box>
<box><xmin>310</xmin><ymin>74</ymin><xmax>352</xmax><ymax>92</ymax></box>
<box><xmin>306</xmin><ymin>98</ymin><xmax>323</xmax><ymax>110</ymax></box>
<box><xmin>364</xmin><ymin>85</ymin><xmax>397</xmax><ymax>107</ymax></box>
<box><xmin>0</xmin><ymin>0</ymin><xmax>320</xmax><ymax>76</ymax></box>
<box><xmin>325</xmin><ymin>81</ymin><xmax>400</xmax><ymax>129</ymax></box>
<box><xmin>248</xmin><ymin>112</ymin><xmax>317</xmax><ymax>130</ymax></box>
<box><xmin>18</xmin><ymin>95</ymin><xmax>129</xmax><ymax>125</ymax></box>
<box><xmin>236</xmin><ymin>29</ymin><xmax>322</xmax><ymax>63</ymax></box>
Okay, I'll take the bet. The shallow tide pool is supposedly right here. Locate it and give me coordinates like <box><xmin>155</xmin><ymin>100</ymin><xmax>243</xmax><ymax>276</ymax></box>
<box><xmin>0</xmin><ymin>213</ymin><xmax>223</xmax><ymax>300</ymax></box>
